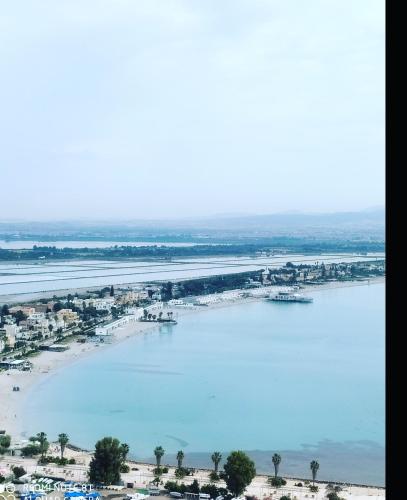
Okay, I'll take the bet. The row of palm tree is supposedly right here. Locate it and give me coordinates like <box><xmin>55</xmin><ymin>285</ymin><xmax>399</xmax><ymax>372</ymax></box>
<box><xmin>153</xmin><ymin>447</ymin><xmax>222</xmax><ymax>472</ymax></box>
<box><xmin>272</xmin><ymin>453</ymin><xmax>320</xmax><ymax>485</ymax></box>
<box><xmin>28</xmin><ymin>432</ymin><xmax>69</xmax><ymax>460</ymax></box>
<box><xmin>153</xmin><ymin>448</ymin><xmax>319</xmax><ymax>485</ymax></box>
<box><xmin>142</xmin><ymin>311</ymin><xmax>174</xmax><ymax>322</ymax></box>
<box><xmin>36</xmin><ymin>438</ymin><xmax>319</xmax><ymax>487</ymax></box>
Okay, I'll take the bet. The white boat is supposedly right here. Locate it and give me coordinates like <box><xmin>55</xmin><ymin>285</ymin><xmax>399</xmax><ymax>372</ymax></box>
<box><xmin>267</xmin><ymin>291</ymin><xmax>313</xmax><ymax>303</ymax></box>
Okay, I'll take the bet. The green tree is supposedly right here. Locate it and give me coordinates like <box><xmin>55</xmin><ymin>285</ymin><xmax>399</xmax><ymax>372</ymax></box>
<box><xmin>0</xmin><ymin>434</ymin><xmax>11</xmax><ymax>454</ymax></box>
<box><xmin>12</xmin><ymin>466</ymin><xmax>26</xmax><ymax>479</ymax></box>
<box><xmin>223</xmin><ymin>451</ymin><xmax>256</xmax><ymax>497</ymax></box>
<box><xmin>310</xmin><ymin>460</ymin><xmax>319</xmax><ymax>485</ymax></box>
<box><xmin>21</xmin><ymin>444</ymin><xmax>41</xmax><ymax>457</ymax></box>
<box><xmin>58</xmin><ymin>433</ymin><xmax>69</xmax><ymax>460</ymax></box>
<box><xmin>121</xmin><ymin>443</ymin><xmax>130</xmax><ymax>461</ymax></box>
<box><xmin>154</xmin><ymin>446</ymin><xmax>165</xmax><ymax>467</ymax></box>
<box><xmin>188</xmin><ymin>480</ymin><xmax>200</xmax><ymax>494</ymax></box>
<box><xmin>1</xmin><ymin>304</ymin><xmax>9</xmax><ymax>316</ymax></box>
<box><xmin>272</xmin><ymin>453</ymin><xmax>281</xmax><ymax>478</ymax></box>
<box><xmin>176</xmin><ymin>450</ymin><xmax>185</xmax><ymax>469</ymax></box>
<box><xmin>110</xmin><ymin>286</ymin><xmax>115</xmax><ymax>297</ymax></box>
<box><xmin>30</xmin><ymin>432</ymin><xmax>49</xmax><ymax>459</ymax></box>
<box><xmin>13</xmin><ymin>310</ymin><xmax>27</xmax><ymax>325</ymax></box>
<box><xmin>326</xmin><ymin>493</ymin><xmax>341</xmax><ymax>500</ymax></box>
<box><xmin>211</xmin><ymin>451</ymin><xmax>222</xmax><ymax>473</ymax></box>
<box><xmin>89</xmin><ymin>437</ymin><xmax>126</xmax><ymax>485</ymax></box>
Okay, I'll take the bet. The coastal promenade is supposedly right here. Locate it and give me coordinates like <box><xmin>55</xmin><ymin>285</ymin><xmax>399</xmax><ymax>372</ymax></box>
<box><xmin>0</xmin><ymin>449</ymin><xmax>386</xmax><ymax>500</ymax></box>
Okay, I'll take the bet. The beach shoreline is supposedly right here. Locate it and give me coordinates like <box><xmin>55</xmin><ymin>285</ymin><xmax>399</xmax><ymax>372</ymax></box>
<box><xmin>0</xmin><ymin>277</ymin><xmax>385</xmax><ymax>442</ymax></box>
<box><xmin>1</xmin><ymin>276</ymin><xmax>384</xmax><ymax>442</ymax></box>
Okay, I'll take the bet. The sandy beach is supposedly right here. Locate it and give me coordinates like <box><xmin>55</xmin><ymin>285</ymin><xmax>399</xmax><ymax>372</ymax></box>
<box><xmin>0</xmin><ymin>277</ymin><xmax>385</xmax><ymax>498</ymax></box>
<box><xmin>0</xmin><ymin>319</ymin><xmax>161</xmax><ymax>439</ymax></box>
<box><xmin>1</xmin><ymin>277</ymin><xmax>384</xmax><ymax>442</ymax></box>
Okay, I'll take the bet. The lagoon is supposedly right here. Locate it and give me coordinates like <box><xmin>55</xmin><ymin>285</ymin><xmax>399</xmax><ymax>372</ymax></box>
<box><xmin>0</xmin><ymin>253</ymin><xmax>384</xmax><ymax>301</ymax></box>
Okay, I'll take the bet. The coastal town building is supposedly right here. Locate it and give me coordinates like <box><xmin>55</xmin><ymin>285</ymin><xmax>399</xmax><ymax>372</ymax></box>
<box><xmin>72</xmin><ymin>297</ymin><xmax>115</xmax><ymax>311</ymax></box>
<box><xmin>95</xmin><ymin>315</ymin><xmax>137</xmax><ymax>336</ymax></box>
<box><xmin>115</xmin><ymin>290</ymin><xmax>149</xmax><ymax>304</ymax></box>
<box><xmin>26</xmin><ymin>312</ymin><xmax>46</xmax><ymax>326</ymax></box>
<box><xmin>0</xmin><ymin>324</ymin><xmax>18</xmax><ymax>348</ymax></box>
<box><xmin>145</xmin><ymin>302</ymin><xmax>164</xmax><ymax>312</ymax></box>
<box><xmin>168</xmin><ymin>299</ymin><xmax>186</xmax><ymax>306</ymax></box>
<box><xmin>166</xmin><ymin>299</ymin><xmax>195</xmax><ymax>308</ymax></box>
<box><xmin>124</xmin><ymin>307</ymin><xmax>145</xmax><ymax>319</ymax></box>
<box><xmin>0</xmin><ymin>359</ymin><xmax>33</xmax><ymax>370</ymax></box>
<box><xmin>55</xmin><ymin>309</ymin><xmax>80</xmax><ymax>324</ymax></box>
<box><xmin>9</xmin><ymin>306</ymin><xmax>36</xmax><ymax>316</ymax></box>
<box><xmin>32</xmin><ymin>303</ymin><xmax>52</xmax><ymax>313</ymax></box>
<box><xmin>2</xmin><ymin>315</ymin><xmax>17</xmax><ymax>325</ymax></box>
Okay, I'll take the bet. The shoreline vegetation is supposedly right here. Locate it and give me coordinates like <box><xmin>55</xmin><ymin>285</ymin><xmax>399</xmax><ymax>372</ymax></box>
<box><xmin>0</xmin><ymin>437</ymin><xmax>385</xmax><ymax>499</ymax></box>
<box><xmin>1</xmin><ymin>263</ymin><xmax>385</xmax><ymax>494</ymax></box>
<box><xmin>0</xmin><ymin>241</ymin><xmax>385</xmax><ymax>262</ymax></box>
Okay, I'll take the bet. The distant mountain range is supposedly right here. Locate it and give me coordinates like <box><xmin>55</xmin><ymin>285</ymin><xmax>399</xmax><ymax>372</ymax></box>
<box><xmin>140</xmin><ymin>207</ymin><xmax>385</xmax><ymax>230</ymax></box>
<box><xmin>0</xmin><ymin>207</ymin><xmax>385</xmax><ymax>241</ymax></box>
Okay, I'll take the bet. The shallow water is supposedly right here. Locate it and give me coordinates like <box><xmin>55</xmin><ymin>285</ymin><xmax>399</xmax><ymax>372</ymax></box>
<box><xmin>23</xmin><ymin>282</ymin><xmax>385</xmax><ymax>484</ymax></box>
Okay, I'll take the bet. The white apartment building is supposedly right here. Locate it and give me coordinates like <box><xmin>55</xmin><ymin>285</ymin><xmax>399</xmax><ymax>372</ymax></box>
<box><xmin>95</xmin><ymin>314</ymin><xmax>137</xmax><ymax>336</ymax></box>
<box><xmin>145</xmin><ymin>302</ymin><xmax>164</xmax><ymax>312</ymax></box>
<box><xmin>27</xmin><ymin>312</ymin><xmax>46</xmax><ymax>326</ymax></box>
<box><xmin>73</xmin><ymin>297</ymin><xmax>115</xmax><ymax>311</ymax></box>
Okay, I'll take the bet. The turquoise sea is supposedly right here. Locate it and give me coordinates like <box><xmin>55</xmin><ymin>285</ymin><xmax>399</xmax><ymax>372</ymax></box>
<box><xmin>23</xmin><ymin>282</ymin><xmax>385</xmax><ymax>485</ymax></box>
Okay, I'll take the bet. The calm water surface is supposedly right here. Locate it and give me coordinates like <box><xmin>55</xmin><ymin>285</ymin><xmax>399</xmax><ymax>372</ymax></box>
<box><xmin>24</xmin><ymin>282</ymin><xmax>385</xmax><ymax>484</ymax></box>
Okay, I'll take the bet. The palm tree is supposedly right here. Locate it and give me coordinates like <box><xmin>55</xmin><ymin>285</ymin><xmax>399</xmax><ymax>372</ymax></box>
<box><xmin>121</xmin><ymin>443</ymin><xmax>130</xmax><ymax>461</ymax></box>
<box><xmin>272</xmin><ymin>453</ymin><xmax>281</xmax><ymax>478</ymax></box>
<box><xmin>35</xmin><ymin>432</ymin><xmax>48</xmax><ymax>459</ymax></box>
<box><xmin>154</xmin><ymin>446</ymin><xmax>165</xmax><ymax>467</ymax></box>
<box><xmin>58</xmin><ymin>433</ymin><xmax>69</xmax><ymax>460</ymax></box>
<box><xmin>176</xmin><ymin>450</ymin><xmax>184</xmax><ymax>469</ymax></box>
<box><xmin>310</xmin><ymin>460</ymin><xmax>319</xmax><ymax>485</ymax></box>
<box><xmin>211</xmin><ymin>452</ymin><xmax>222</xmax><ymax>473</ymax></box>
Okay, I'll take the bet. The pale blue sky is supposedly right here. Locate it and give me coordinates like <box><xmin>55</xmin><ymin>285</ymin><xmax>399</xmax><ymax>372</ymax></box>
<box><xmin>0</xmin><ymin>0</ymin><xmax>384</xmax><ymax>220</ymax></box>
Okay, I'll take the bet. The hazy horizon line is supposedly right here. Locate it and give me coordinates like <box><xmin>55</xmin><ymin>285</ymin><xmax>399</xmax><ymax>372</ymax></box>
<box><xmin>0</xmin><ymin>206</ymin><xmax>385</xmax><ymax>225</ymax></box>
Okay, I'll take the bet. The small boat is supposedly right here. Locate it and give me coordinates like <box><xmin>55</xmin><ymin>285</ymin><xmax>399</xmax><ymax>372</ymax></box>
<box><xmin>267</xmin><ymin>291</ymin><xmax>313</xmax><ymax>303</ymax></box>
